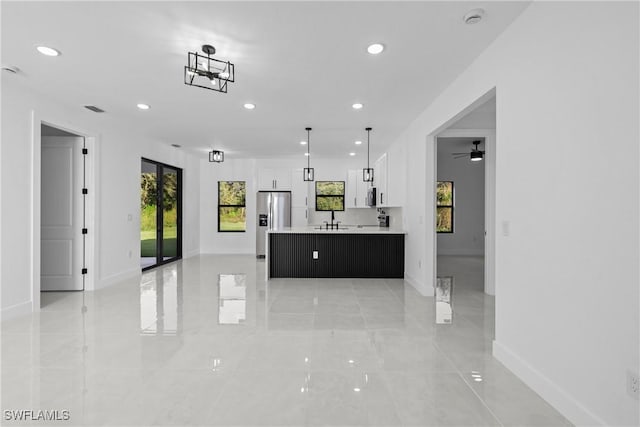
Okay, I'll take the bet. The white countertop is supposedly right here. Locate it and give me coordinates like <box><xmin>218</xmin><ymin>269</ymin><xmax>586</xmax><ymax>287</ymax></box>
<box><xmin>267</xmin><ymin>226</ymin><xmax>406</xmax><ymax>234</ymax></box>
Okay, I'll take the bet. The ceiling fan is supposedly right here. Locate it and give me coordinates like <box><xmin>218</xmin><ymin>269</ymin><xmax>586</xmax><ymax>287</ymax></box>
<box><xmin>452</xmin><ymin>140</ymin><xmax>485</xmax><ymax>162</ymax></box>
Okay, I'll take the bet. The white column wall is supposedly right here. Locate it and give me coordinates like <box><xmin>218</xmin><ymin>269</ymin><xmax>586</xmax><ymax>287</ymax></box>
<box><xmin>388</xmin><ymin>2</ymin><xmax>638</xmax><ymax>425</ymax></box>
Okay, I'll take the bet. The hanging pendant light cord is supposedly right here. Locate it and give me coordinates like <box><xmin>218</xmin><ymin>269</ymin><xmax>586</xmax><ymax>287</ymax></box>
<box><xmin>306</xmin><ymin>127</ymin><xmax>311</xmax><ymax>169</ymax></box>
<box><xmin>367</xmin><ymin>129</ymin><xmax>370</xmax><ymax>168</ymax></box>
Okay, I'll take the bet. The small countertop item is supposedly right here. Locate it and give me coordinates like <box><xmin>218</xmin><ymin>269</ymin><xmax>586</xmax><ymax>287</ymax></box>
<box><xmin>267</xmin><ymin>226</ymin><xmax>406</xmax><ymax>234</ymax></box>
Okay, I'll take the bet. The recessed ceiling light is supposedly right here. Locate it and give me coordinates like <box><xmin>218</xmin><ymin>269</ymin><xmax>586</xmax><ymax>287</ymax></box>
<box><xmin>352</xmin><ymin>103</ymin><xmax>363</xmax><ymax>110</ymax></box>
<box><xmin>244</xmin><ymin>103</ymin><xmax>256</xmax><ymax>110</ymax></box>
<box><xmin>137</xmin><ymin>103</ymin><xmax>150</xmax><ymax>110</ymax></box>
<box><xmin>349</xmin><ymin>152</ymin><xmax>356</xmax><ymax>156</ymax></box>
<box><xmin>304</xmin><ymin>152</ymin><xmax>310</xmax><ymax>156</ymax></box>
<box><xmin>300</xmin><ymin>141</ymin><xmax>307</xmax><ymax>145</ymax></box>
<box><xmin>354</xmin><ymin>140</ymin><xmax>362</xmax><ymax>145</ymax></box>
<box><xmin>367</xmin><ymin>43</ymin><xmax>384</xmax><ymax>55</ymax></box>
<box><xmin>36</xmin><ymin>46</ymin><xmax>61</xmax><ymax>57</ymax></box>
<box><xmin>463</xmin><ymin>8</ymin><xmax>485</xmax><ymax>25</ymax></box>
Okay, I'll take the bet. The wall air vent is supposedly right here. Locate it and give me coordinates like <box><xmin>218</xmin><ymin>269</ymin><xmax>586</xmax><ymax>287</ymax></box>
<box><xmin>84</xmin><ymin>105</ymin><xmax>105</xmax><ymax>113</ymax></box>
<box><xmin>1</xmin><ymin>65</ymin><xmax>19</xmax><ymax>74</ymax></box>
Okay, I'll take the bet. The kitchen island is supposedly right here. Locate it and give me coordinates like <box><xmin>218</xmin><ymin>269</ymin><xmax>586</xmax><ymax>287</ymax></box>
<box><xmin>266</xmin><ymin>227</ymin><xmax>405</xmax><ymax>278</ymax></box>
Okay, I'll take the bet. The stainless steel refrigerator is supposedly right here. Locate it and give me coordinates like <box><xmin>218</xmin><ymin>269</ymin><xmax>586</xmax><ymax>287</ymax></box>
<box><xmin>256</xmin><ymin>191</ymin><xmax>291</xmax><ymax>257</ymax></box>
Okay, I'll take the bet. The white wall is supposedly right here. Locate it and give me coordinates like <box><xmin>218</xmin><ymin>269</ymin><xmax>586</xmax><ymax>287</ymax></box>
<box><xmin>199</xmin><ymin>157</ymin><xmax>384</xmax><ymax>255</ymax></box>
<box><xmin>436</xmin><ymin>138</ymin><xmax>485</xmax><ymax>256</ymax></box>
<box><xmin>390</xmin><ymin>2</ymin><xmax>639</xmax><ymax>426</ymax></box>
<box><xmin>199</xmin><ymin>158</ymin><xmax>258</xmax><ymax>255</ymax></box>
<box><xmin>1</xmin><ymin>79</ymin><xmax>201</xmax><ymax>317</ymax></box>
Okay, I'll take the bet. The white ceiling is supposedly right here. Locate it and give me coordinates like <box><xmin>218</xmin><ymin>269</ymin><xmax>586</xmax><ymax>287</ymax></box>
<box><xmin>1</xmin><ymin>1</ymin><xmax>528</xmax><ymax>160</ymax></box>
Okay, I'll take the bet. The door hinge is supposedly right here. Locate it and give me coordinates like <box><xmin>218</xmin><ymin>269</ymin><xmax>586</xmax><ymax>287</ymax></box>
<box><xmin>81</xmin><ymin>268</ymin><xmax>88</xmax><ymax>275</ymax></box>
<box><xmin>82</xmin><ymin>228</ymin><xmax>88</xmax><ymax>234</ymax></box>
<box><xmin>82</xmin><ymin>148</ymin><xmax>88</xmax><ymax>155</ymax></box>
<box><xmin>82</xmin><ymin>188</ymin><xmax>88</xmax><ymax>195</ymax></box>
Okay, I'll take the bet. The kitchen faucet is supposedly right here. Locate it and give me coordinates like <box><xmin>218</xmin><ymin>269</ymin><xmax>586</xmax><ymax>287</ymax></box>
<box><xmin>324</xmin><ymin>210</ymin><xmax>339</xmax><ymax>230</ymax></box>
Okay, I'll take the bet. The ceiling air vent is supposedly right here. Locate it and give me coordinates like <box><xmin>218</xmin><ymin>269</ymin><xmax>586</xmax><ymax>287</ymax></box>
<box><xmin>84</xmin><ymin>105</ymin><xmax>105</xmax><ymax>113</ymax></box>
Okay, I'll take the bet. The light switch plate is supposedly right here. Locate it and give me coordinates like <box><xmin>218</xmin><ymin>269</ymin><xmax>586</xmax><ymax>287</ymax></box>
<box><xmin>312</xmin><ymin>250</ymin><xmax>318</xmax><ymax>259</ymax></box>
<box><xmin>501</xmin><ymin>220</ymin><xmax>510</xmax><ymax>237</ymax></box>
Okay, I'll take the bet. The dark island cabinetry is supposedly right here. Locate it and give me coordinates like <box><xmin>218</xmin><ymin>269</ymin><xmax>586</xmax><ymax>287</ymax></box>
<box><xmin>268</xmin><ymin>232</ymin><xmax>404</xmax><ymax>278</ymax></box>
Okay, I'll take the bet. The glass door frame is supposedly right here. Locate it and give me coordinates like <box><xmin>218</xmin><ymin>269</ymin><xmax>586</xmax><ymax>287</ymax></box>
<box><xmin>141</xmin><ymin>158</ymin><xmax>183</xmax><ymax>271</ymax></box>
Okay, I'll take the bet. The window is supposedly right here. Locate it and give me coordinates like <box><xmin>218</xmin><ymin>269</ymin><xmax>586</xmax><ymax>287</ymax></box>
<box><xmin>315</xmin><ymin>181</ymin><xmax>345</xmax><ymax>211</ymax></box>
<box><xmin>218</xmin><ymin>181</ymin><xmax>246</xmax><ymax>232</ymax></box>
<box><xmin>436</xmin><ymin>181</ymin><xmax>454</xmax><ymax>233</ymax></box>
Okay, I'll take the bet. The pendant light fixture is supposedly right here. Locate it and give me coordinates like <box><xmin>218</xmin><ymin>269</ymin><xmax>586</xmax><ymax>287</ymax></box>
<box><xmin>184</xmin><ymin>44</ymin><xmax>235</xmax><ymax>93</ymax></box>
<box><xmin>209</xmin><ymin>150</ymin><xmax>224</xmax><ymax>163</ymax></box>
<box><xmin>303</xmin><ymin>127</ymin><xmax>314</xmax><ymax>181</ymax></box>
<box><xmin>363</xmin><ymin>127</ymin><xmax>374</xmax><ymax>182</ymax></box>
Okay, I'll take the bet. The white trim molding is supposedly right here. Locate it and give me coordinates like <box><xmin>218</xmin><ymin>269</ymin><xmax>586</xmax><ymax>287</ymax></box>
<box><xmin>98</xmin><ymin>267</ymin><xmax>141</xmax><ymax>289</ymax></box>
<box><xmin>1</xmin><ymin>301</ymin><xmax>32</xmax><ymax>322</ymax></box>
<box><xmin>493</xmin><ymin>340</ymin><xmax>605</xmax><ymax>426</ymax></box>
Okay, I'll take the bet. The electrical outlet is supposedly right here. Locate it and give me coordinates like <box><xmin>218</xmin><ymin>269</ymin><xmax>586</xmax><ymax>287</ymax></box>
<box><xmin>627</xmin><ymin>370</ymin><xmax>639</xmax><ymax>399</ymax></box>
<box><xmin>312</xmin><ymin>251</ymin><xmax>318</xmax><ymax>260</ymax></box>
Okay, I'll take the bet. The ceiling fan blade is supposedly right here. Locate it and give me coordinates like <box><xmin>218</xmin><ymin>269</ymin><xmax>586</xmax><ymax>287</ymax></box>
<box><xmin>452</xmin><ymin>154</ymin><xmax>469</xmax><ymax>159</ymax></box>
<box><xmin>451</xmin><ymin>152</ymin><xmax>468</xmax><ymax>155</ymax></box>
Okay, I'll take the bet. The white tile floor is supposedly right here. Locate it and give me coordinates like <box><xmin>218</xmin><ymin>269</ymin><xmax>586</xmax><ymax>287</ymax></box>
<box><xmin>1</xmin><ymin>255</ymin><xmax>571</xmax><ymax>426</ymax></box>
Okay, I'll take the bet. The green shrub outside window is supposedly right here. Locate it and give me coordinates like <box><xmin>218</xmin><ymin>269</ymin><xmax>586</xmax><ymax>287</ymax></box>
<box><xmin>436</xmin><ymin>181</ymin><xmax>453</xmax><ymax>233</ymax></box>
<box><xmin>316</xmin><ymin>181</ymin><xmax>345</xmax><ymax>211</ymax></box>
<box><xmin>219</xmin><ymin>181</ymin><xmax>246</xmax><ymax>232</ymax></box>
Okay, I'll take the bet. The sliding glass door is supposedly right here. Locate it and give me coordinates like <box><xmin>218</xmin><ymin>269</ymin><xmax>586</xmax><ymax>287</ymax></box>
<box><xmin>141</xmin><ymin>159</ymin><xmax>182</xmax><ymax>270</ymax></box>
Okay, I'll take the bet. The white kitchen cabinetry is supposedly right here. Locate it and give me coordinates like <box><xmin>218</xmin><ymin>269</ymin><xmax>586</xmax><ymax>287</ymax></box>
<box><xmin>258</xmin><ymin>168</ymin><xmax>292</xmax><ymax>191</ymax></box>
<box><xmin>291</xmin><ymin>207</ymin><xmax>309</xmax><ymax>227</ymax></box>
<box><xmin>291</xmin><ymin>169</ymin><xmax>310</xmax><ymax>226</ymax></box>
<box><xmin>291</xmin><ymin>169</ymin><xmax>310</xmax><ymax>207</ymax></box>
<box><xmin>374</xmin><ymin>153</ymin><xmax>388</xmax><ymax>207</ymax></box>
<box><xmin>347</xmin><ymin>169</ymin><xmax>371</xmax><ymax>208</ymax></box>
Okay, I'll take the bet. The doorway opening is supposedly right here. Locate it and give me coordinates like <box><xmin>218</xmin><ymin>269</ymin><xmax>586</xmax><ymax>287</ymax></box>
<box><xmin>40</xmin><ymin>124</ymin><xmax>87</xmax><ymax>293</ymax></box>
<box><xmin>140</xmin><ymin>158</ymin><xmax>182</xmax><ymax>270</ymax></box>
<box><xmin>433</xmin><ymin>95</ymin><xmax>496</xmax><ymax>297</ymax></box>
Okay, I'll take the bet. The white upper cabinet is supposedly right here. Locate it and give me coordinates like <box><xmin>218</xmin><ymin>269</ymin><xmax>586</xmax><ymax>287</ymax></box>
<box><xmin>258</xmin><ymin>168</ymin><xmax>292</xmax><ymax>191</ymax></box>
<box><xmin>347</xmin><ymin>169</ymin><xmax>371</xmax><ymax>208</ymax></box>
<box><xmin>291</xmin><ymin>169</ymin><xmax>310</xmax><ymax>207</ymax></box>
<box><xmin>371</xmin><ymin>146</ymin><xmax>405</xmax><ymax>208</ymax></box>
<box><xmin>374</xmin><ymin>153</ymin><xmax>388</xmax><ymax>207</ymax></box>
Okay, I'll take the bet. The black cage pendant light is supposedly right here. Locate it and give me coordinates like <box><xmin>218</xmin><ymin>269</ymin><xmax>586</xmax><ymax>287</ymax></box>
<box><xmin>303</xmin><ymin>127</ymin><xmax>314</xmax><ymax>181</ymax></box>
<box><xmin>184</xmin><ymin>44</ymin><xmax>235</xmax><ymax>93</ymax></box>
<box><xmin>209</xmin><ymin>149</ymin><xmax>224</xmax><ymax>163</ymax></box>
<box><xmin>363</xmin><ymin>127</ymin><xmax>374</xmax><ymax>182</ymax></box>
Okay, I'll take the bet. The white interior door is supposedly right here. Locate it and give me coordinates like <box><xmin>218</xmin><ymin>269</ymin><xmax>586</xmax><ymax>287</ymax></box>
<box><xmin>41</xmin><ymin>136</ymin><xmax>83</xmax><ymax>291</ymax></box>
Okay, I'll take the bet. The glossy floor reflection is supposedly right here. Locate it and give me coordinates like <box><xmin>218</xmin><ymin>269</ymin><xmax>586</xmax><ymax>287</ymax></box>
<box><xmin>1</xmin><ymin>255</ymin><xmax>571</xmax><ymax>426</ymax></box>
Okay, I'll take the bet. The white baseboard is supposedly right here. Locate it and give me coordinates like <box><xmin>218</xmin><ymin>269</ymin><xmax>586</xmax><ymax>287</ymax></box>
<box><xmin>98</xmin><ymin>267</ymin><xmax>141</xmax><ymax>289</ymax></box>
<box><xmin>404</xmin><ymin>273</ymin><xmax>433</xmax><ymax>296</ymax></box>
<box><xmin>184</xmin><ymin>250</ymin><xmax>200</xmax><ymax>259</ymax></box>
<box><xmin>1</xmin><ymin>300</ymin><xmax>32</xmax><ymax>322</ymax></box>
<box><xmin>493</xmin><ymin>340</ymin><xmax>605</xmax><ymax>426</ymax></box>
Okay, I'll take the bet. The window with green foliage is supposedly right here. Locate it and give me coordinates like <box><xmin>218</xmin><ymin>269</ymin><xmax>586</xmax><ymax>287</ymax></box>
<box><xmin>436</xmin><ymin>181</ymin><xmax>454</xmax><ymax>233</ymax></box>
<box><xmin>316</xmin><ymin>181</ymin><xmax>345</xmax><ymax>211</ymax></box>
<box><xmin>218</xmin><ymin>181</ymin><xmax>246</xmax><ymax>232</ymax></box>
